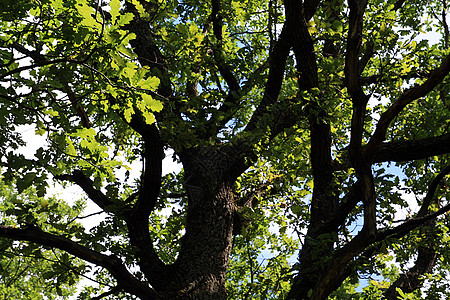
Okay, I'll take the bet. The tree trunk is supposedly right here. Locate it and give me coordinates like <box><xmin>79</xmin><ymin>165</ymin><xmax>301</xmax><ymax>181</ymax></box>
<box><xmin>157</xmin><ymin>147</ymin><xmax>236</xmax><ymax>299</ymax></box>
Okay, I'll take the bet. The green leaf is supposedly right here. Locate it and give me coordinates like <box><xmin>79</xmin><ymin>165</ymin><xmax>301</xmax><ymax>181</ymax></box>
<box><xmin>76</xmin><ymin>1</ymin><xmax>98</xmax><ymax>29</ymax></box>
<box><xmin>73</xmin><ymin>128</ymin><xmax>96</xmax><ymax>139</ymax></box>
<box><xmin>139</xmin><ymin>76</ymin><xmax>160</xmax><ymax>90</ymax></box>
<box><xmin>43</xmin><ymin>109</ymin><xmax>59</xmax><ymax>117</ymax></box>
<box><xmin>131</xmin><ymin>0</ymin><xmax>148</xmax><ymax>18</ymax></box>
<box><xmin>65</xmin><ymin>138</ymin><xmax>77</xmax><ymax>156</ymax></box>
<box><xmin>141</xmin><ymin>93</ymin><xmax>163</xmax><ymax>112</ymax></box>
<box><xmin>123</xmin><ymin>106</ymin><xmax>134</xmax><ymax>122</ymax></box>
<box><xmin>396</xmin><ymin>288</ymin><xmax>406</xmax><ymax>298</ymax></box>
<box><xmin>109</xmin><ymin>0</ymin><xmax>121</xmax><ymax>24</ymax></box>
<box><xmin>116</xmin><ymin>13</ymin><xmax>134</xmax><ymax>27</ymax></box>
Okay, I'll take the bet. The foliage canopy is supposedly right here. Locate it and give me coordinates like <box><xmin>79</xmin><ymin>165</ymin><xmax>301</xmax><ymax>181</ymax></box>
<box><xmin>0</xmin><ymin>0</ymin><xmax>450</xmax><ymax>299</ymax></box>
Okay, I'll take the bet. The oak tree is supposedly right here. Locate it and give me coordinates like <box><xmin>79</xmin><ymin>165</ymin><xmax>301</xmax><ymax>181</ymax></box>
<box><xmin>1</xmin><ymin>0</ymin><xmax>450</xmax><ymax>299</ymax></box>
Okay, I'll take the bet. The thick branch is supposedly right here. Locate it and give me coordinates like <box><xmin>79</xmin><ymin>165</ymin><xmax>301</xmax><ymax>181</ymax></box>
<box><xmin>323</xmin><ymin>1</ymin><xmax>343</xmax><ymax>58</ymax></box>
<box><xmin>391</xmin><ymin>165</ymin><xmax>450</xmax><ymax>233</ymax></box>
<box><xmin>197</xmin><ymin>0</ymin><xmax>255</xmax><ymax>139</ymax></box>
<box><xmin>286</xmin><ymin>4</ymin><xmax>342</xmax><ymax>299</ymax></box>
<box><xmin>288</xmin><ymin>3</ymin><xmax>324</xmax><ymax>220</ymax></box>
<box><xmin>315</xmin><ymin>167</ymin><xmax>450</xmax><ymax>299</ymax></box>
<box><xmin>288</xmin><ymin>0</ymin><xmax>318</xmax><ymax>90</ymax></box>
<box><xmin>442</xmin><ymin>0</ymin><xmax>449</xmax><ymax>48</ymax></box>
<box><xmin>377</xmin><ymin>201</ymin><xmax>450</xmax><ymax>244</ymax></box>
<box><xmin>11</xmin><ymin>42</ymin><xmax>47</xmax><ymax>63</ymax></box>
<box><xmin>108</xmin><ymin>6</ymin><xmax>170</xmax><ymax>279</ymax></box>
<box><xmin>311</xmin><ymin>227</ymin><xmax>374</xmax><ymax>300</ymax></box>
<box><xmin>208</xmin><ymin>59</ymin><xmax>269</xmax><ymax>135</ymax></box>
<box><xmin>313</xmin><ymin>191</ymin><xmax>449</xmax><ymax>299</ymax></box>
<box><xmin>344</xmin><ymin>0</ymin><xmax>367</xmax><ymax>96</ymax></box>
<box><xmin>384</xmin><ymin>166</ymin><xmax>446</xmax><ymax>298</ymax></box>
<box><xmin>303</xmin><ymin>0</ymin><xmax>323</xmax><ymax>21</ymax></box>
<box><xmin>0</xmin><ymin>225</ymin><xmax>155</xmax><ymax>299</ymax></box>
<box><xmin>243</xmin><ymin>25</ymin><xmax>290</xmax><ymax>132</ymax></box>
<box><xmin>128</xmin><ymin>119</ymin><xmax>163</xmax><ymax>216</ymax></box>
<box><xmin>122</xmin><ymin>114</ymin><xmax>167</xmax><ymax>288</ymax></box>
<box><xmin>92</xmin><ymin>286</ymin><xmax>121</xmax><ymax>300</ymax></box>
<box><xmin>56</xmin><ymin>135</ymin><xmax>166</xmax><ymax>288</ymax></box>
<box><xmin>345</xmin><ymin>0</ymin><xmax>369</xmax><ymax>163</ymax></box>
<box><xmin>360</xmin><ymin>70</ymin><xmax>430</xmax><ymax>85</ymax></box>
<box><xmin>0</xmin><ymin>58</ymin><xmax>68</xmax><ymax>80</ymax></box>
<box><xmin>336</xmin><ymin>164</ymin><xmax>450</xmax><ymax>238</ymax></box>
<box><xmin>343</xmin><ymin>4</ymin><xmax>374</xmax><ymax>240</ymax></box>
<box><xmin>358</xmin><ymin>41</ymin><xmax>374</xmax><ymax>75</ymax></box>
<box><xmin>383</xmin><ymin>167</ymin><xmax>448</xmax><ymax>298</ymax></box>
<box><xmin>330</xmin><ymin>135</ymin><xmax>450</xmax><ymax>234</ymax></box>
<box><xmin>63</xmin><ymin>83</ymin><xmax>91</xmax><ymax>128</ymax></box>
<box><xmin>244</xmin><ymin>0</ymin><xmax>318</xmax><ymax>134</ymax></box>
<box><xmin>334</xmin><ymin>133</ymin><xmax>450</xmax><ymax>170</ymax></box>
<box><xmin>211</xmin><ymin>0</ymin><xmax>224</xmax><ymax>42</ymax></box>
<box><xmin>344</xmin><ymin>0</ymin><xmax>377</xmax><ymax>245</ymax></box>
<box><xmin>365</xmin><ymin>52</ymin><xmax>450</xmax><ymax>161</ymax></box>
<box><xmin>384</xmin><ymin>245</ymin><xmax>437</xmax><ymax>299</ymax></box>
<box><xmin>386</xmin><ymin>167</ymin><xmax>449</xmax><ymax>298</ymax></box>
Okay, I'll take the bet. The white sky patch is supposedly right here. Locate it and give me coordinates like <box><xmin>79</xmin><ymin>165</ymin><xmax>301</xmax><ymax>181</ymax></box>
<box><xmin>392</xmin><ymin>184</ymin><xmax>421</xmax><ymax>221</ymax></box>
<box><xmin>15</xmin><ymin>124</ymin><xmax>46</xmax><ymax>159</ymax></box>
<box><xmin>162</xmin><ymin>149</ymin><xmax>182</xmax><ymax>176</ymax></box>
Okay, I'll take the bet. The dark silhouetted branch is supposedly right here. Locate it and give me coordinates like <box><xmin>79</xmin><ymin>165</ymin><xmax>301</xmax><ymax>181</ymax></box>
<box><xmin>0</xmin><ymin>225</ymin><xmax>156</xmax><ymax>299</ymax></box>
<box><xmin>55</xmin><ymin>170</ymin><xmax>113</xmax><ymax>210</ymax></box>
<box><xmin>365</xmin><ymin>53</ymin><xmax>450</xmax><ymax>161</ymax></box>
